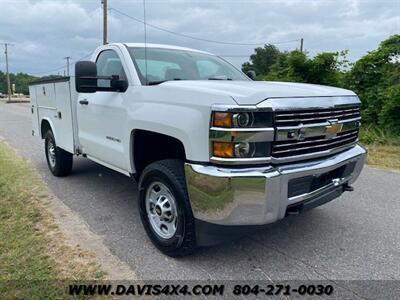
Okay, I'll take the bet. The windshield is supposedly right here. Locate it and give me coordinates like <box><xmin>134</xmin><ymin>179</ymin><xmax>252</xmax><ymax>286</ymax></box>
<box><xmin>127</xmin><ymin>47</ymin><xmax>249</xmax><ymax>85</ymax></box>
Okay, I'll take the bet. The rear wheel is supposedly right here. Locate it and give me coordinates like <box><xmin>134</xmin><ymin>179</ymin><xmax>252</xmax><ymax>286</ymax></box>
<box><xmin>44</xmin><ymin>130</ymin><xmax>73</xmax><ymax>177</ymax></box>
<box><xmin>138</xmin><ymin>159</ymin><xmax>197</xmax><ymax>257</ymax></box>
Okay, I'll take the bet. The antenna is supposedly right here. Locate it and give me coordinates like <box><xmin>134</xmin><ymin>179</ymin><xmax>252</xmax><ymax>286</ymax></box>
<box><xmin>143</xmin><ymin>0</ymin><xmax>148</xmax><ymax>85</ymax></box>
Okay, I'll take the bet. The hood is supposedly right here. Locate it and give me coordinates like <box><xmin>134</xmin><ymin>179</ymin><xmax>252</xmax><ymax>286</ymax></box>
<box><xmin>160</xmin><ymin>80</ymin><xmax>356</xmax><ymax>105</ymax></box>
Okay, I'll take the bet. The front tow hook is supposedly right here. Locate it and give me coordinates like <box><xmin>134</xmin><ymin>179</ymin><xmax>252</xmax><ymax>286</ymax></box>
<box><xmin>343</xmin><ymin>184</ymin><xmax>354</xmax><ymax>192</ymax></box>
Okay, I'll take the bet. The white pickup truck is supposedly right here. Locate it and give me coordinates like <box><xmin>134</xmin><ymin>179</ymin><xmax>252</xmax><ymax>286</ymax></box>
<box><xmin>29</xmin><ymin>43</ymin><xmax>366</xmax><ymax>256</ymax></box>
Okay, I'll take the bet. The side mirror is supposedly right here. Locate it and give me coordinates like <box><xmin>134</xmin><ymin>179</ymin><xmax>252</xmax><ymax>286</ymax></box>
<box><xmin>75</xmin><ymin>61</ymin><xmax>128</xmax><ymax>93</ymax></box>
<box><xmin>75</xmin><ymin>61</ymin><xmax>97</xmax><ymax>93</ymax></box>
<box><xmin>246</xmin><ymin>70</ymin><xmax>256</xmax><ymax>81</ymax></box>
<box><xmin>110</xmin><ymin>76</ymin><xmax>129</xmax><ymax>92</ymax></box>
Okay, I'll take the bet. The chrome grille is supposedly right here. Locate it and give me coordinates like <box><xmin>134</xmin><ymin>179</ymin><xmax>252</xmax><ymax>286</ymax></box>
<box><xmin>274</xmin><ymin>106</ymin><xmax>361</xmax><ymax>127</ymax></box>
<box><xmin>272</xmin><ymin>105</ymin><xmax>361</xmax><ymax>160</ymax></box>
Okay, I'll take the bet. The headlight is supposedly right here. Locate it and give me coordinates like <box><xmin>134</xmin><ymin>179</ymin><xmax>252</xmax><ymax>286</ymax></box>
<box><xmin>210</xmin><ymin>106</ymin><xmax>274</xmax><ymax>163</ymax></box>
<box><xmin>212</xmin><ymin>141</ymin><xmax>271</xmax><ymax>158</ymax></box>
<box><xmin>212</xmin><ymin>111</ymin><xmax>272</xmax><ymax>128</ymax></box>
<box><xmin>234</xmin><ymin>142</ymin><xmax>255</xmax><ymax>157</ymax></box>
<box><xmin>233</xmin><ymin>112</ymin><xmax>254</xmax><ymax>127</ymax></box>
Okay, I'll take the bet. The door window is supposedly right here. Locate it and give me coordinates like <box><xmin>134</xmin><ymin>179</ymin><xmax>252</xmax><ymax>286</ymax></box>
<box><xmin>96</xmin><ymin>50</ymin><xmax>127</xmax><ymax>88</ymax></box>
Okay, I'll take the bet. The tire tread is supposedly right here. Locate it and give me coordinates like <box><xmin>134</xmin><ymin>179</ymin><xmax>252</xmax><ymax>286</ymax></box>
<box><xmin>139</xmin><ymin>159</ymin><xmax>197</xmax><ymax>257</ymax></box>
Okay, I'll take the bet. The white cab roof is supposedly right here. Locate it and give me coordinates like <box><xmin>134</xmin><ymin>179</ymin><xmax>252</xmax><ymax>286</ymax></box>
<box><xmin>122</xmin><ymin>43</ymin><xmax>214</xmax><ymax>55</ymax></box>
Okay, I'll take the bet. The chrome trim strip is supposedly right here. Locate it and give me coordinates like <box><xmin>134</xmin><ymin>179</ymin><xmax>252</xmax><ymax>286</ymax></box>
<box><xmin>256</xmin><ymin>96</ymin><xmax>360</xmax><ymax>110</ymax></box>
<box><xmin>212</xmin><ymin>104</ymin><xmax>271</xmax><ymax>112</ymax></box>
<box><xmin>210</xmin><ymin>156</ymin><xmax>272</xmax><ymax>164</ymax></box>
<box><xmin>210</xmin><ymin>127</ymin><xmax>274</xmax><ymax>132</ymax></box>
<box><xmin>271</xmin><ymin>141</ymin><xmax>358</xmax><ymax>163</ymax></box>
<box><xmin>273</xmin><ymin>131</ymin><xmax>358</xmax><ymax>150</ymax></box>
<box><xmin>210</xmin><ymin>128</ymin><xmax>274</xmax><ymax>143</ymax></box>
<box><xmin>273</xmin><ymin>136</ymin><xmax>358</xmax><ymax>154</ymax></box>
<box><xmin>275</xmin><ymin>107</ymin><xmax>360</xmax><ymax>117</ymax></box>
<box><xmin>274</xmin><ymin>131</ymin><xmax>358</xmax><ymax>148</ymax></box>
<box><xmin>276</xmin><ymin>117</ymin><xmax>361</xmax><ymax>141</ymax></box>
<box><xmin>210</xmin><ymin>141</ymin><xmax>357</xmax><ymax>165</ymax></box>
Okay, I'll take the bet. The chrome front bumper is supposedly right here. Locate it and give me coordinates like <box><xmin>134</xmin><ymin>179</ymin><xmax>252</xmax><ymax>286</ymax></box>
<box><xmin>185</xmin><ymin>144</ymin><xmax>367</xmax><ymax>226</ymax></box>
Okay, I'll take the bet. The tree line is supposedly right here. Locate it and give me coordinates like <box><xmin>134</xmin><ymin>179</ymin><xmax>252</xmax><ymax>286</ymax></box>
<box><xmin>0</xmin><ymin>72</ymin><xmax>62</xmax><ymax>96</ymax></box>
<box><xmin>242</xmin><ymin>35</ymin><xmax>400</xmax><ymax>134</ymax></box>
<box><xmin>1</xmin><ymin>35</ymin><xmax>398</xmax><ymax>133</ymax></box>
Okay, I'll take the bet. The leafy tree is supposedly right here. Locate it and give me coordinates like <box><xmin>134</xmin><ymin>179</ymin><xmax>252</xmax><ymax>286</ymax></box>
<box><xmin>345</xmin><ymin>34</ymin><xmax>400</xmax><ymax>127</ymax></box>
<box><xmin>380</xmin><ymin>85</ymin><xmax>400</xmax><ymax>132</ymax></box>
<box><xmin>242</xmin><ymin>35</ymin><xmax>399</xmax><ymax>135</ymax></box>
<box><xmin>0</xmin><ymin>72</ymin><xmax>62</xmax><ymax>95</ymax></box>
<box><xmin>242</xmin><ymin>44</ymin><xmax>280</xmax><ymax>75</ymax></box>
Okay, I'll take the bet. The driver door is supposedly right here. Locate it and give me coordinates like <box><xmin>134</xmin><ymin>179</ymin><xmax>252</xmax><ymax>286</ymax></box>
<box><xmin>76</xmin><ymin>49</ymin><xmax>128</xmax><ymax>171</ymax></box>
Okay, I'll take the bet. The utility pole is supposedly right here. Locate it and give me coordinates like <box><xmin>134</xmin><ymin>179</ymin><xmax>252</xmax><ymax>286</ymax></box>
<box><xmin>64</xmin><ymin>56</ymin><xmax>72</xmax><ymax>76</ymax></box>
<box><xmin>102</xmin><ymin>0</ymin><xmax>108</xmax><ymax>45</ymax></box>
<box><xmin>300</xmin><ymin>38</ymin><xmax>304</xmax><ymax>53</ymax></box>
<box><xmin>1</xmin><ymin>43</ymin><xmax>13</xmax><ymax>103</ymax></box>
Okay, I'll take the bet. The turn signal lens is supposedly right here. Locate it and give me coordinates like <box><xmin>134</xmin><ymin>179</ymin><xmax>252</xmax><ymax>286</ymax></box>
<box><xmin>213</xmin><ymin>142</ymin><xmax>234</xmax><ymax>158</ymax></box>
<box><xmin>213</xmin><ymin>112</ymin><xmax>232</xmax><ymax>128</ymax></box>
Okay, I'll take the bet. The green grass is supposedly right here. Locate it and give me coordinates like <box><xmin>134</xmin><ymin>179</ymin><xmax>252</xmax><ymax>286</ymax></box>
<box><xmin>0</xmin><ymin>142</ymin><xmax>104</xmax><ymax>299</ymax></box>
<box><xmin>359</xmin><ymin>126</ymin><xmax>400</xmax><ymax>171</ymax></box>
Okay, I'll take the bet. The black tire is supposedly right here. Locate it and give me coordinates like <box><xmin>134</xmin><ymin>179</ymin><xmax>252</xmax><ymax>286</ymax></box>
<box><xmin>138</xmin><ymin>159</ymin><xmax>197</xmax><ymax>257</ymax></box>
<box><xmin>44</xmin><ymin>130</ymin><xmax>73</xmax><ymax>177</ymax></box>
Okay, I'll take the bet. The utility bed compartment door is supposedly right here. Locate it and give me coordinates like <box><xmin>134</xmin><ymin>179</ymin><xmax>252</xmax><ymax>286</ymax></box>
<box><xmin>29</xmin><ymin>85</ymin><xmax>40</xmax><ymax>137</ymax></box>
<box><xmin>33</xmin><ymin>79</ymin><xmax>75</xmax><ymax>153</ymax></box>
<box><xmin>54</xmin><ymin>81</ymin><xmax>74</xmax><ymax>152</ymax></box>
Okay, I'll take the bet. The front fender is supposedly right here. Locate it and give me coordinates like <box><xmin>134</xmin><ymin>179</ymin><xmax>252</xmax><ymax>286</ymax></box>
<box><xmin>126</xmin><ymin>102</ymin><xmax>211</xmax><ymax>164</ymax></box>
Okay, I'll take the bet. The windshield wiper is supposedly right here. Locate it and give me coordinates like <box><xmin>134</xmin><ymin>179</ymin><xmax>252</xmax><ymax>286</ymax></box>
<box><xmin>147</xmin><ymin>80</ymin><xmax>168</xmax><ymax>86</ymax></box>
<box><xmin>147</xmin><ymin>78</ymin><xmax>183</xmax><ymax>86</ymax></box>
<box><xmin>208</xmin><ymin>77</ymin><xmax>233</xmax><ymax>81</ymax></box>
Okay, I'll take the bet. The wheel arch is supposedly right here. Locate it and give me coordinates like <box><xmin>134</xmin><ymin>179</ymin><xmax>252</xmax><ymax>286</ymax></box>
<box><xmin>130</xmin><ymin>129</ymin><xmax>187</xmax><ymax>177</ymax></box>
<box><xmin>40</xmin><ymin>118</ymin><xmax>57</xmax><ymax>141</ymax></box>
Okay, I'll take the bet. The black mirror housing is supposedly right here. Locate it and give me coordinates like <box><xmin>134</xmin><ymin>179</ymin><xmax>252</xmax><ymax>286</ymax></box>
<box><xmin>75</xmin><ymin>61</ymin><xmax>97</xmax><ymax>93</ymax></box>
<box><xmin>110</xmin><ymin>76</ymin><xmax>129</xmax><ymax>92</ymax></box>
<box><xmin>247</xmin><ymin>70</ymin><xmax>256</xmax><ymax>81</ymax></box>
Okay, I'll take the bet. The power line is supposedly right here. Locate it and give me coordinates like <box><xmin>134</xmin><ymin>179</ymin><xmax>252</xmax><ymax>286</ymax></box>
<box><xmin>29</xmin><ymin>53</ymin><xmax>92</xmax><ymax>76</ymax></box>
<box><xmin>109</xmin><ymin>7</ymin><xmax>300</xmax><ymax>46</ymax></box>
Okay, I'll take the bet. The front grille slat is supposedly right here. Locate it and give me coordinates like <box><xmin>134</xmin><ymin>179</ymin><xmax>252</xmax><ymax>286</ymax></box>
<box><xmin>276</xmin><ymin>107</ymin><xmax>360</xmax><ymax>117</ymax></box>
<box><xmin>274</xmin><ymin>131</ymin><xmax>358</xmax><ymax>149</ymax></box>
<box><xmin>272</xmin><ymin>105</ymin><xmax>361</xmax><ymax>160</ymax></box>
<box><xmin>275</xmin><ymin>113</ymin><xmax>360</xmax><ymax>124</ymax></box>
<box><xmin>273</xmin><ymin>135</ymin><xmax>358</xmax><ymax>155</ymax></box>
<box><xmin>275</xmin><ymin>107</ymin><xmax>361</xmax><ymax>127</ymax></box>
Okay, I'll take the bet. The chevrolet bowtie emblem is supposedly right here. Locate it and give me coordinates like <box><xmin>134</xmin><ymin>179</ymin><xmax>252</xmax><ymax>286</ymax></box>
<box><xmin>325</xmin><ymin>120</ymin><xmax>343</xmax><ymax>138</ymax></box>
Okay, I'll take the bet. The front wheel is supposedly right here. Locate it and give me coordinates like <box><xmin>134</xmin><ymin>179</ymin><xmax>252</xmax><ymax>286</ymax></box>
<box><xmin>138</xmin><ymin>159</ymin><xmax>197</xmax><ymax>257</ymax></box>
<box><xmin>44</xmin><ymin>130</ymin><xmax>73</xmax><ymax>177</ymax></box>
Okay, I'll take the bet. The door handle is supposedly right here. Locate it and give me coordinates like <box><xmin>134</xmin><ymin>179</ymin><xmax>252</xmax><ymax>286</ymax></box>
<box><xmin>79</xmin><ymin>99</ymin><xmax>89</xmax><ymax>105</ymax></box>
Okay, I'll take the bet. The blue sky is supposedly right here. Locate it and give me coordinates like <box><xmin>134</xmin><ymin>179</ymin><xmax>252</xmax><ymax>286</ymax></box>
<box><xmin>0</xmin><ymin>0</ymin><xmax>398</xmax><ymax>75</ymax></box>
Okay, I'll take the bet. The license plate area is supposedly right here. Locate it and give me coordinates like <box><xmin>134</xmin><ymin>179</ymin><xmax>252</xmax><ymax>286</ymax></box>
<box><xmin>288</xmin><ymin>161</ymin><xmax>356</xmax><ymax>198</ymax></box>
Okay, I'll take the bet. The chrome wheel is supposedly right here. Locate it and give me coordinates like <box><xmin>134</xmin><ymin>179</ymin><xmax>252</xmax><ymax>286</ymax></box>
<box><xmin>145</xmin><ymin>181</ymin><xmax>178</xmax><ymax>239</ymax></box>
<box><xmin>47</xmin><ymin>139</ymin><xmax>56</xmax><ymax>168</ymax></box>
